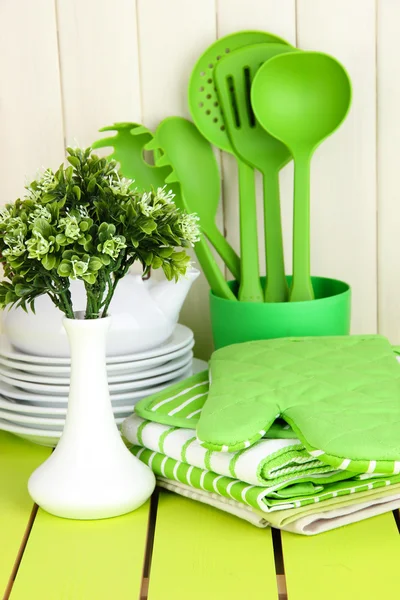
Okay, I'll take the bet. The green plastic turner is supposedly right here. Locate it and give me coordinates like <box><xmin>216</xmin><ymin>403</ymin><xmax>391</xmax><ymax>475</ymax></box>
<box><xmin>215</xmin><ymin>43</ymin><xmax>298</xmax><ymax>303</ymax></box>
<box><xmin>189</xmin><ymin>31</ymin><xmax>291</xmax><ymax>302</ymax></box>
<box><xmin>252</xmin><ymin>52</ymin><xmax>352</xmax><ymax>302</ymax></box>
<box><xmin>146</xmin><ymin>118</ymin><xmax>236</xmax><ymax>302</ymax></box>
<box><xmin>93</xmin><ymin>122</ymin><xmax>234</xmax><ymax>301</ymax></box>
<box><xmin>151</xmin><ymin>117</ymin><xmax>240</xmax><ymax>281</ymax></box>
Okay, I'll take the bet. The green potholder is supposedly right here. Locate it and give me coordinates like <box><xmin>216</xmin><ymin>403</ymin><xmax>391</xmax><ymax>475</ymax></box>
<box><xmin>197</xmin><ymin>335</ymin><xmax>400</xmax><ymax>475</ymax></box>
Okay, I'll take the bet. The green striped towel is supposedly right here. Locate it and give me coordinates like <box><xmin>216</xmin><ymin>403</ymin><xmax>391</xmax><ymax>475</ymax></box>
<box><xmin>130</xmin><ymin>445</ymin><xmax>400</xmax><ymax>512</ymax></box>
<box><xmin>122</xmin><ymin>414</ymin><xmax>351</xmax><ymax>491</ymax></box>
<box><xmin>134</xmin><ymin>370</ymin><xmax>295</xmax><ymax>438</ymax></box>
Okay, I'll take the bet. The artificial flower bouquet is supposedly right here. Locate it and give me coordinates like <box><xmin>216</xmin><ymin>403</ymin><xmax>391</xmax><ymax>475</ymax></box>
<box><xmin>0</xmin><ymin>147</ymin><xmax>199</xmax><ymax>319</ymax></box>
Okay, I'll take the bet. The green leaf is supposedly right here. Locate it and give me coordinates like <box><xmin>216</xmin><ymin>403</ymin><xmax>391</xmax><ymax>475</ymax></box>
<box><xmin>152</xmin><ymin>256</ymin><xmax>162</xmax><ymax>269</ymax></box>
<box><xmin>41</xmin><ymin>254</ymin><xmax>57</xmax><ymax>271</ymax></box>
<box><xmin>87</xmin><ymin>177</ymin><xmax>97</xmax><ymax>193</ymax></box>
<box><xmin>73</xmin><ymin>186</ymin><xmax>81</xmax><ymax>200</ymax></box>
<box><xmin>139</xmin><ymin>219</ymin><xmax>157</xmax><ymax>234</ymax></box>
<box><xmin>158</xmin><ymin>247</ymin><xmax>174</xmax><ymax>258</ymax></box>
<box><xmin>57</xmin><ymin>261</ymin><xmax>71</xmax><ymax>277</ymax></box>
<box><xmin>67</xmin><ymin>156</ymin><xmax>80</xmax><ymax>168</ymax></box>
<box><xmin>15</xmin><ymin>284</ymin><xmax>32</xmax><ymax>297</ymax></box>
<box><xmin>88</xmin><ymin>257</ymin><xmax>103</xmax><ymax>272</ymax></box>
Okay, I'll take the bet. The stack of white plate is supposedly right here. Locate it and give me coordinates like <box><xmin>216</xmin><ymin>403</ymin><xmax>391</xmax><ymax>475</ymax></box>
<box><xmin>0</xmin><ymin>324</ymin><xmax>206</xmax><ymax>447</ymax></box>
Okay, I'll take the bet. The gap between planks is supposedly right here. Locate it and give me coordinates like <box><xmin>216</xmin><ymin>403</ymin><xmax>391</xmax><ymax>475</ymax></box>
<box><xmin>2</xmin><ymin>504</ymin><xmax>39</xmax><ymax>600</ymax></box>
<box><xmin>140</xmin><ymin>488</ymin><xmax>159</xmax><ymax>600</ymax></box>
<box><xmin>272</xmin><ymin>527</ymin><xmax>288</xmax><ymax>600</ymax></box>
<box><xmin>139</xmin><ymin>492</ymin><xmax>289</xmax><ymax>600</ymax></box>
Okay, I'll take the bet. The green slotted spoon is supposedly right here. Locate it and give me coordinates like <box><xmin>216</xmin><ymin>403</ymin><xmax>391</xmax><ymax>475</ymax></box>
<box><xmin>215</xmin><ymin>43</ymin><xmax>298</xmax><ymax>303</ymax></box>
<box><xmin>252</xmin><ymin>51</ymin><xmax>352</xmax><ymax>302</ymax></box>
<box><xmin>93</xmin><ymin>122</ymin><xmax>234</xmax><ymax>301</ymax></box>
<box><xmin>189</xmin><ymin>31</ymin><xmax>290</xmax><ymax>303</ymax></box>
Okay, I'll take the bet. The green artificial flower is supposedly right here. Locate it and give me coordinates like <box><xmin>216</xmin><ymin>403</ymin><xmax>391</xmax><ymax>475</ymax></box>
<box><xmin>2</xmin><ymin>233</ymin><xmax>26</xmax><ymax>258</ymax></box>
<box><xmin>59</xmin><ymin>214</ymin><xmax>81</xmax><ymax>240</ymax></box>
<box><xmin>99</xmin><ymin>234</ymin><xmax>126</xmax><ymax>259</ymax></box>
<box><xmin>26</xmin><ymin>231</ymin><xmax>53</xmax><ymax>259</ymax></box>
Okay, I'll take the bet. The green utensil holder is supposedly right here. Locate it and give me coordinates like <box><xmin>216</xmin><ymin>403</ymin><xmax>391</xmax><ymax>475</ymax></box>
<box><xmin>210</xmin><ymin>275</ymin><xmax>351</xmax><ymax>350</ymax></box>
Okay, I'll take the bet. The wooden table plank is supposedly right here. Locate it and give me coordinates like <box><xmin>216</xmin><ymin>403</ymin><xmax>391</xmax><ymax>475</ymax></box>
<box><xmin>0</xmin><ymin>432</ymin><xmax>51</xmax><ymax>598</ymax></box>
<box><xmin>282</xmin><ymin>512</ymin><xmax>400</xmax><ymax>599</ymax></box>
<box><xmin>10</xmin><ymin>500</ymin><xmax>151</xmax><ymax>600</ymax></box>
<box><xmin>148</xmin><ymin>490</ymin><xmax>279</xmax><ymax>600</ymax></box>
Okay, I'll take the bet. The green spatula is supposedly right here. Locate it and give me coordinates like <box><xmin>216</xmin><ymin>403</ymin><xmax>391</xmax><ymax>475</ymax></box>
<box><xmin>215</xmin><ymin>43</ymin><xmax>298</xmax><ymax>303</ymax></box>
<box><xmin>252</xmin><ymin>52</ymin><xmax>352</xmax><ymax>302</ymax></box>
<box><xmin>188</xmin><ymin>31</ymin><xmax>291</xmax><ymax>302</ymax></box>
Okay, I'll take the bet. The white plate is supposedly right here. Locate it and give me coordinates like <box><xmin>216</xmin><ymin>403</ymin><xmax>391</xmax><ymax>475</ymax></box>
<box><xmin>0</xmin><ymin>418</ymin><xmax>61</xmax><ymax>447</ymax></box>
<box><xmin>0</xmin><ymin>395</ymin><xmax>136</xmax><ymax>416</ymax></box>
<box><xmin>0</xmin><ymin>360</ymin><xmax>205</xmax><ymax>405</ymax></box>
<box><xmin>0</xmin><ymin>410</ymin><xmax>126</xmax><ymax>431</ymax></box>
<box><xmin>0</xmin><ymin>360</ymin><xmax>192</xmax><ymax>396</ymax></box>
<box><xmin>0</xmin><ymin>324</ymin><xmax>193</xmax><ymax>366</ymax></box>
<box><xmin>0</xmin><ymin>339</ymin><xmax>194</xmax><ymax>377</ymax></box>
<box><xmin>0</xmin><ymin>359</ymin><xmax>207</xmax><ymax>447</ymax></box>
<box><xmin>0</xmin><ymin>352</ymin><xmax>193</xmax><ymax>385</ymax></box>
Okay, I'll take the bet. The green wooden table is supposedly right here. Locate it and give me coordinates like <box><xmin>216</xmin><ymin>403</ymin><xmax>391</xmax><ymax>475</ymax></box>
<box><xmin>2</xmin><ymin>430</ymin><xmax>400</xmax><ymax>600</ymax></box>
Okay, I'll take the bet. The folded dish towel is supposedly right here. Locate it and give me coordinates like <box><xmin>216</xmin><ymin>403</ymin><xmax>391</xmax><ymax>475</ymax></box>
<box><xmin>158</xmin><ymin>478</ymin><xmax>400</xmax><ymax>535</ymax></box>
<box><xmin>122</xmin><ymin>414</ymin><xmax>351</xmax><ymax>492</ymax></box>
<box><xmin>129</xmin><ymin>445</ymin><xmax>400</xmax><ymax>512</ymax></box>
<box><xmin>196</xmin><ymin>335</ymin><xmax>400</xmax><ymax>475</ymax></box>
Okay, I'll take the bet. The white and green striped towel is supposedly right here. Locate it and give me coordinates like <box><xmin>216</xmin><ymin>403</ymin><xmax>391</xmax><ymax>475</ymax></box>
<box><xmin>130</xmin><ymin>445</ymin><xmax>400</xmax><ymax>512</ymax></box>
<box><xmin>122</xmin><ymin>414</ymin><xmax>350</xmax><ymax>492</ymax></box>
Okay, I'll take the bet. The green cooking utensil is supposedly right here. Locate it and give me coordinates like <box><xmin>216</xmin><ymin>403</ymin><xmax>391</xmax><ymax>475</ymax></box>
<box><xmin>92</xmin><ymin>122</ymin><xmax>171</xmax><ymax>192</ymax></box>
<box><xmin>215</xmin><ymin>43</ymin><xmax>298</xmax><ymax>303</ymax></box>
<box><xmin>146</xmin><ymin>117</ymin><xmax>236</xmax><ymax>302</ymax></box>
<box><xmin>189</xmin><ymin>31</ymin><xmax>290</xmax><ymax>303</ymax></box>
<box><xmin>153</xmin><ymin>117</ymin><xmax>240</xmax><ymax>281</ymax></box>
<box><xmin>93</xmin><ymin>122</ymin><xmax>234</xmax><ymax>301</ymax></box>
<box><xmin>252</xmin><ymin>51</ymin><xmax>352</xmax><ymax>302</ymax></box>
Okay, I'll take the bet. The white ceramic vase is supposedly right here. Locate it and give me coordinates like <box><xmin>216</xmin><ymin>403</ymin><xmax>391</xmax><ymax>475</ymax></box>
<box><xmin>28</xmin><ymin>314</ymin><xmax>156</xmax><ymax>519</ymax></box>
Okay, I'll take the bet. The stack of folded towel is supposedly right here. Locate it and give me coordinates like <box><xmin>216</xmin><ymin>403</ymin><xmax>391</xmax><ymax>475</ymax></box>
<box><xmin>122</xmin><ymin>335</ymin><xmax>400</xmax><ymax>535</ymax></box>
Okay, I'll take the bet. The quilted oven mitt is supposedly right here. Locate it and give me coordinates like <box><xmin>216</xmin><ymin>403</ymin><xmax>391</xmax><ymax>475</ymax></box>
<box><xmin>197</xmin><ymin>335</ymin><xmax>400</xmax><ymax>475</ymax></box>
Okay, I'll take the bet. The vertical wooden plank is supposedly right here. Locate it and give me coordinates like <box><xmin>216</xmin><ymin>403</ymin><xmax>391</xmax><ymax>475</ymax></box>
<box><xmin>296</xmin><ymin>0</ymin><xmax>377</xmax><ymax>334</ymax></box>
<box><xmin>148</xmin><ymin>491</ymin><xmax>278</xmax><ymax>599</ymax></box>
<box><xmin>282</xmin><ymin>513</ymin><xmax>400</xmax><ymax>599</ymax></box>
<box><xmin>10</xmin><ymin>502</ymin><xmax>151</xmax><ymax>599</ymax></box>
<box><xmin>377</xmin><ymin>0</ymin><xmax>400</xmax><ymax>343</ymax></box>
<box><xmin>0</xmin><ymin>432</ymin><xmax>51</xmax><ymax>597</ymax></box>
<box><xmin>0</xmin><ymin>0</ymin><xmax>65</xmax><ymax>202</ymax></box>
<box><xmin>56</xmin><ymin>0</ymin><xmax>142</xmax><ymax>147</ymax></box>
<box><xmin>216</xmin><ymin>0</ymin><xmax>296</xmax><ymax>280</ymax></box>
<box><xmin>137</xmin><ymin>0</ymin><xmax>218</xmax><ymax>360</ymax></box>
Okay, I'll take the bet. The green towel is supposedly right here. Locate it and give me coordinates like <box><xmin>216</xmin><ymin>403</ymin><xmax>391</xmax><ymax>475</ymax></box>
<box><xmin>130</xmin><ymin>445</ymin><xmax>400</xmax><ymax>513</ymax></box>
<box><xmin>197</xmin><ymin>335</ymin><xmax>400</xmax><ymax>474</ymax></box>
<box><xmin>122</xmin><ymin>414</ymin><xmax>350</xmax><ymax>491</ymax></box>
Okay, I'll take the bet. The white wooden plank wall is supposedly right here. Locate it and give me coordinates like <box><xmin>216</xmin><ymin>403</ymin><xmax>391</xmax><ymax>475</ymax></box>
<box><xmin>0</xmin><ymin>0</ymin><xmax>398</xmax><ymax>358</ymax></box>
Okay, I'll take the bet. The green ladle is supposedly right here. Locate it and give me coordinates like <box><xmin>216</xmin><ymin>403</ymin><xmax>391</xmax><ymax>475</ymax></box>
<box><xmin>189</xmin><ymin>31</ymin><xmax>290</xmax><ymax>302</ymax></box>
<box><xmin>251</xmin><ymin>51</ymin><xmax>352</xmax><ymax>302</ymax></box>
<box><xmin>147</xmin><ymin>117</ymin><xmax>237</xmax><ymax>302</ymax></box>
<box><xmin>214</xmin><ymin>43</ymin><xmax>298</xmax><ymax>303</ymax></box>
